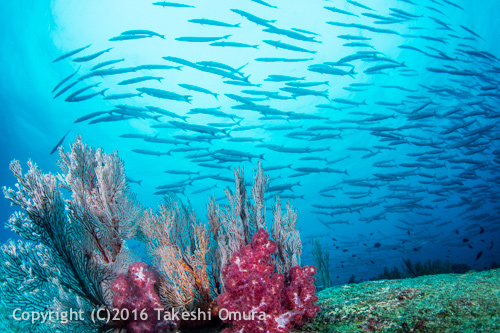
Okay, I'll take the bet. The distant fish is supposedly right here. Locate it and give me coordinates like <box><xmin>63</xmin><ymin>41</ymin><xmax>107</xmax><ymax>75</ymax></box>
<box><xmin>255</xmin><ymin>57</ymin><xmax>313</xmax><ymax>62</ymax></box>
<box><xmin>118</xmin><ymin>76</ymin><xmax>163</xmax><ymax>85</ymax></box>
<box><xmin>74</xmin><ymin>111</ymin><xmax>110</xmax><ymax>123</ymax></box>
<box><xmin>475</xmin><ymin>251</ymin><xmax>483</xmax><ymax>261</ymax></box>
<box><xmin>176</xmin><ymin>35</ymin><xmax>231</xmax><ymax>42</ymax></box>
<box><xmin>132</xmin><ymin>149</ymin><xmax>171</xmax><ymax>156</ymax></box>
<box><xmin>230</xmin><ymin>9</ymin><xmax>276</xmax><ymax>27</ymax></box>
<box><xmin>178</xmin><ymin>84</ymin><xmax>219</xmax><ymax>99</ymax></box>
<box><xmin>52</xmin><ymin>67</ymin><xmax>80</xmax><ymax>93</ymax></box>
<box><xmin>104</xmin><ymin>93</ymin><xmax>143</xmax><ymax>100</ymax></box>
<box><xmin>263</xmin><ymin>40</ymin><xmax>316</xmax><ymax>54</ymax></box>
<box><xmin>52</xmin><ymin>44</ymin><xmax>91</xmax><ymax>63</ymax></box>
<box><xmin>72</xmin><ymin>48</ymin><xmax>113</xmax><ymax>63</ymax></box>
<box><xmin>292</xmin><ymin>28</ymin><xmax>320</xmax><ymax>36</ymax></box>
<box><xmin>188</xmin><ymin>18</ymin><xmax>240</xmax><ymax>27</ymax></box>
<box><xmin>251</xmin><ymin>0</ymin><xmax>277</xmax><ymax>8</ymax></box>
<box><xmin>153</xmin><ymin>1</ymin><xmax>194</xmax><ymax>8</ymax></box>
<box><xmin>66</xmin><ymin>88</ymin><xmax>108</xmax><ymax>102</ymax></box>
<box><xmin>50</xmin><ymin>130</ymin><xmax>70</xmax><ymax>155</ymax></box>
<box><xmin>324</xmin><ymin>6</ymin><xmax>359</xmax><ymax>17</ymax></box>
<box><xmin>121</xmin><ymin>29</ymin><xmax>165</xmax><ymax>38</ymax></box>
<box><xmin>109</xmin><ymin>35</ymin><xmax>149</xmax><ymax>41</ymax></box>
<box><xmin>91</xmin><ymin>58</ymin><xmax>125</xmax><ymax>71</ymax></box>
<box><xmin>346</xmin><ymin>0</ymin><xmax>374</xmax><ymax>11</ymax></box>
<box><xmin>459</xmin><ymin>25</ymin><xmax>482</xmax><ymax>39</ymax></box>
<box><xmin>126</xmin><ymin>177</ymin><xmax>143</xmax><ymax>186</ymax></box>
<box><xmin>210</xmin><ymin>41</ymin><xmax>258</xmax><ymax>48</ymax></box>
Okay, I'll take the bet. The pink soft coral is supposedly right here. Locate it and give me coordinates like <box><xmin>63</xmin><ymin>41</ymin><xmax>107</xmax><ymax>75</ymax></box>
<box><xmin>112</xmin><ymin>261</ymin><xmax>178</xmax><ymax>332</ymax></box>
<box><xmin>217</xmin><ymin>229</ymin><xmax>319</xmax><ymax>333</ymax></box>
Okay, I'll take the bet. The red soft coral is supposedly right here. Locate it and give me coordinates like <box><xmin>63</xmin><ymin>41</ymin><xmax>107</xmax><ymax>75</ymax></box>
<box><xmin>217</xmin><ymin>229</ymin><xmax>319</xmax><ymax>333</ymax></box>
<box><xmin>111</xmin><ymin>261</ymin><xmax>178</xmax><ymax>332</ymax></box>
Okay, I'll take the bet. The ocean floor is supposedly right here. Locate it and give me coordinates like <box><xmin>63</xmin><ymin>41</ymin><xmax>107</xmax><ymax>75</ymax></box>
<box><xmin>301</xmin><ymin>268</ymin><xmax>500</xmax><ymax>332</ymax></box>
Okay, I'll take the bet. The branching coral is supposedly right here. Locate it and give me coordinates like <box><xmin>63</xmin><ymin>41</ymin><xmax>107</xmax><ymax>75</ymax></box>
<box><xmin>139</xmin><ymin>195</ymin><xmax>214</xmax><ymax>318</ymax></box>
<box><xmin>0</xmin><ymin>136</ymin><xmax>140</xmax><ymax>332</ymax></box>
<box><xmin>208</xmin><ymin>161</ymin><xmax>303</xmax><ymax>293</ymax></box>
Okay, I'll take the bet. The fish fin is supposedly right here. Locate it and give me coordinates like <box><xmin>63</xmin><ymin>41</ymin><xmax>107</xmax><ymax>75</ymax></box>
<box><xmin>237</xmin><ymin>63</ymin><xmax>248</xmax><ymax>71</ymax></box>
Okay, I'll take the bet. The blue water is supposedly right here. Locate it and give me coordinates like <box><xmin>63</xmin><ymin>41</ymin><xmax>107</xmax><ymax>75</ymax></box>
<box><xmin>1</xmin><ymin>0</ymin><xmax>499</xmax><ymax>286</ymax></box>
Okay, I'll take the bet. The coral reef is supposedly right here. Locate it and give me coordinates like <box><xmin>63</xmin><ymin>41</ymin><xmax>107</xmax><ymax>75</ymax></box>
<box><xmin>111</xmin><ymin>261</ymin><xmax>178</xmax><ymax>332</ymax></box>
<box><xmin>217</xmin><ymin>228</ymin><xmax>319</xmax><ymax>333</ymax></box>
<box><xmin>0</xmin><ymin>137</ymin><xmax>314</xmax><ymax>332</ymax></box>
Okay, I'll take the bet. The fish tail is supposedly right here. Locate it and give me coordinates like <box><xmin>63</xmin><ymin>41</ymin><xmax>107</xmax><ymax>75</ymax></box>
<box><xmin>214</xmin><ymin>93</ymin><xmax>219</xmax><ymax>100</ymax></box>
<box><xmin>260</xmin><ymin>153</ymin><xmax>266</xmax><ymax>160</ymax></box>
<box><xmin>100</xmin><ymin>88</ymin><xmax>108</xmax><ymax>96</ymax></box>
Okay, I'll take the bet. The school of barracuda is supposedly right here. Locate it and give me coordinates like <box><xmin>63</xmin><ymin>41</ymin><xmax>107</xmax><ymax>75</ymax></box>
<box><xmin>50</xmin><ymin>0</ymin><xmax>500</xmax><ymax>282</ymax></box>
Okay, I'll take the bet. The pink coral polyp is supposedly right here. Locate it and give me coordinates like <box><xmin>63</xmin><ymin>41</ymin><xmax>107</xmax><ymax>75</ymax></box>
<box><xmin>217</xmin><ymin>228</ymin><xmax>320</xmax><ymax>333</ymax></box>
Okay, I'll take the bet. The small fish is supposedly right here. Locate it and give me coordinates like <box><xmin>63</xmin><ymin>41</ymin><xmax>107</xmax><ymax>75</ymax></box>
<box><xmin>118</xmin><ymin>76</ymin><xmax>163</xmax><ymax>85</ymax></box>
<box><xmin>210</xmin><ymin>41</ymin><xmax>258</xmax><ymax>48</ymax></box>
<box><xmin>104</xmin><ymin>93</ymin><xmax>143</xmax><ymax>100</ymax></box>
<box><xmin>74</xmin><ymin>111</ymin><xmax>110</xmax><ymax>123</ymax></box>
<box><xmin>188</xmin><ymin>18</ymin><xmax>240</xmax><ymax>27</ymax></box>
<box><xmin>52</xmin><ymin>44</ymin><xmax>92</xmax><ymax>63</ymax></box>
<box><xmin>91</xmin><ymin>58</ymin><xmax>125</xmax><ymax>71</ymax></box>
<box><xmin>263</xmin><ymin>40</ymin><xmax>316</xmax><ymax>54</ymax></box>
<box><xmin>475</xmin><ymin>251</ymin><xmax>483</xmax><ymax>261</ymax></box>
<box><xmin>109</xmin><ymin>35</ymin><xmax>150</xmax><ymax>41</ymax></box>
<box><xmin>132</xmin><ymin>149</ymin><xmax>171</xmax><ymax>156</ymax></box>
<box><xmin>176</xmin><ymin>35</ymin><xmax>231</xmax><ymax>42</ymax></box>
<box><xmin>121</xmin><ymin>29</ymin><xmax>165</xmax><ymax>38</ymax></box>
<box><xmin>178</xmin><ymin>84</ymin><xmax>218</xmax><ymax>99</ymax></box>
<box><xmin>66</xmin><ymin>88</ymin><xmax>108</xmax><ymax>102</ymax></box>
<box><xmin>251</xmin><ymin>0</ymin><xmax>277</xmax><ymax>8</ymax></box>
<box><xmin>50</xmin><ymin>130</ymin><xmax>70</xmax><ymax>155</ymax></box>
<box><xmin>153</xmin><ymin>1</ymin><xmax>194</xmax><ymax>8</ymax></box>
<box><xmin>324</xmin><ymin>6</ymin><xmax>359</xmax><ymax>17</ymax></box>
<box><xmin>347</xmin><ymin>0</ymin><xmax>374</xmax><ymax>11</ymax></box>
<box><xmin>52</xmin><ymin>67</ymin><xmax>80</xmax><ymax>93</ymax></box>
<box><xmin>255</xmin><ymin>57</ymin><xmax>313</xmax><ymax>62</ymax></box>
<box><xmin>72</xmin><ymin>48</ymin><xmax>113</xmax><ymax>63</ymax></box>
<box><xmin>126</xmin><ymin>177</ymin><xmax>143</xmax><ymax>186</ymax></box>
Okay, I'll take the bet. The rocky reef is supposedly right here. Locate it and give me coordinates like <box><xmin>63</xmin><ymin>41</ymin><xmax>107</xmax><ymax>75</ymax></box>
<box><xmin>302</xmin><ymin>268</ymin><xmax>500</xmax><ymax>332</ymax></box>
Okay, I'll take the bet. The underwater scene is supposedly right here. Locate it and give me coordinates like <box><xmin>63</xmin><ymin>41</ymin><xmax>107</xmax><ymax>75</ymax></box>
<box><xmin>1</xmin><ymin>0</ymin><xmax>499</xmax><ymax>332</ymax></box>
